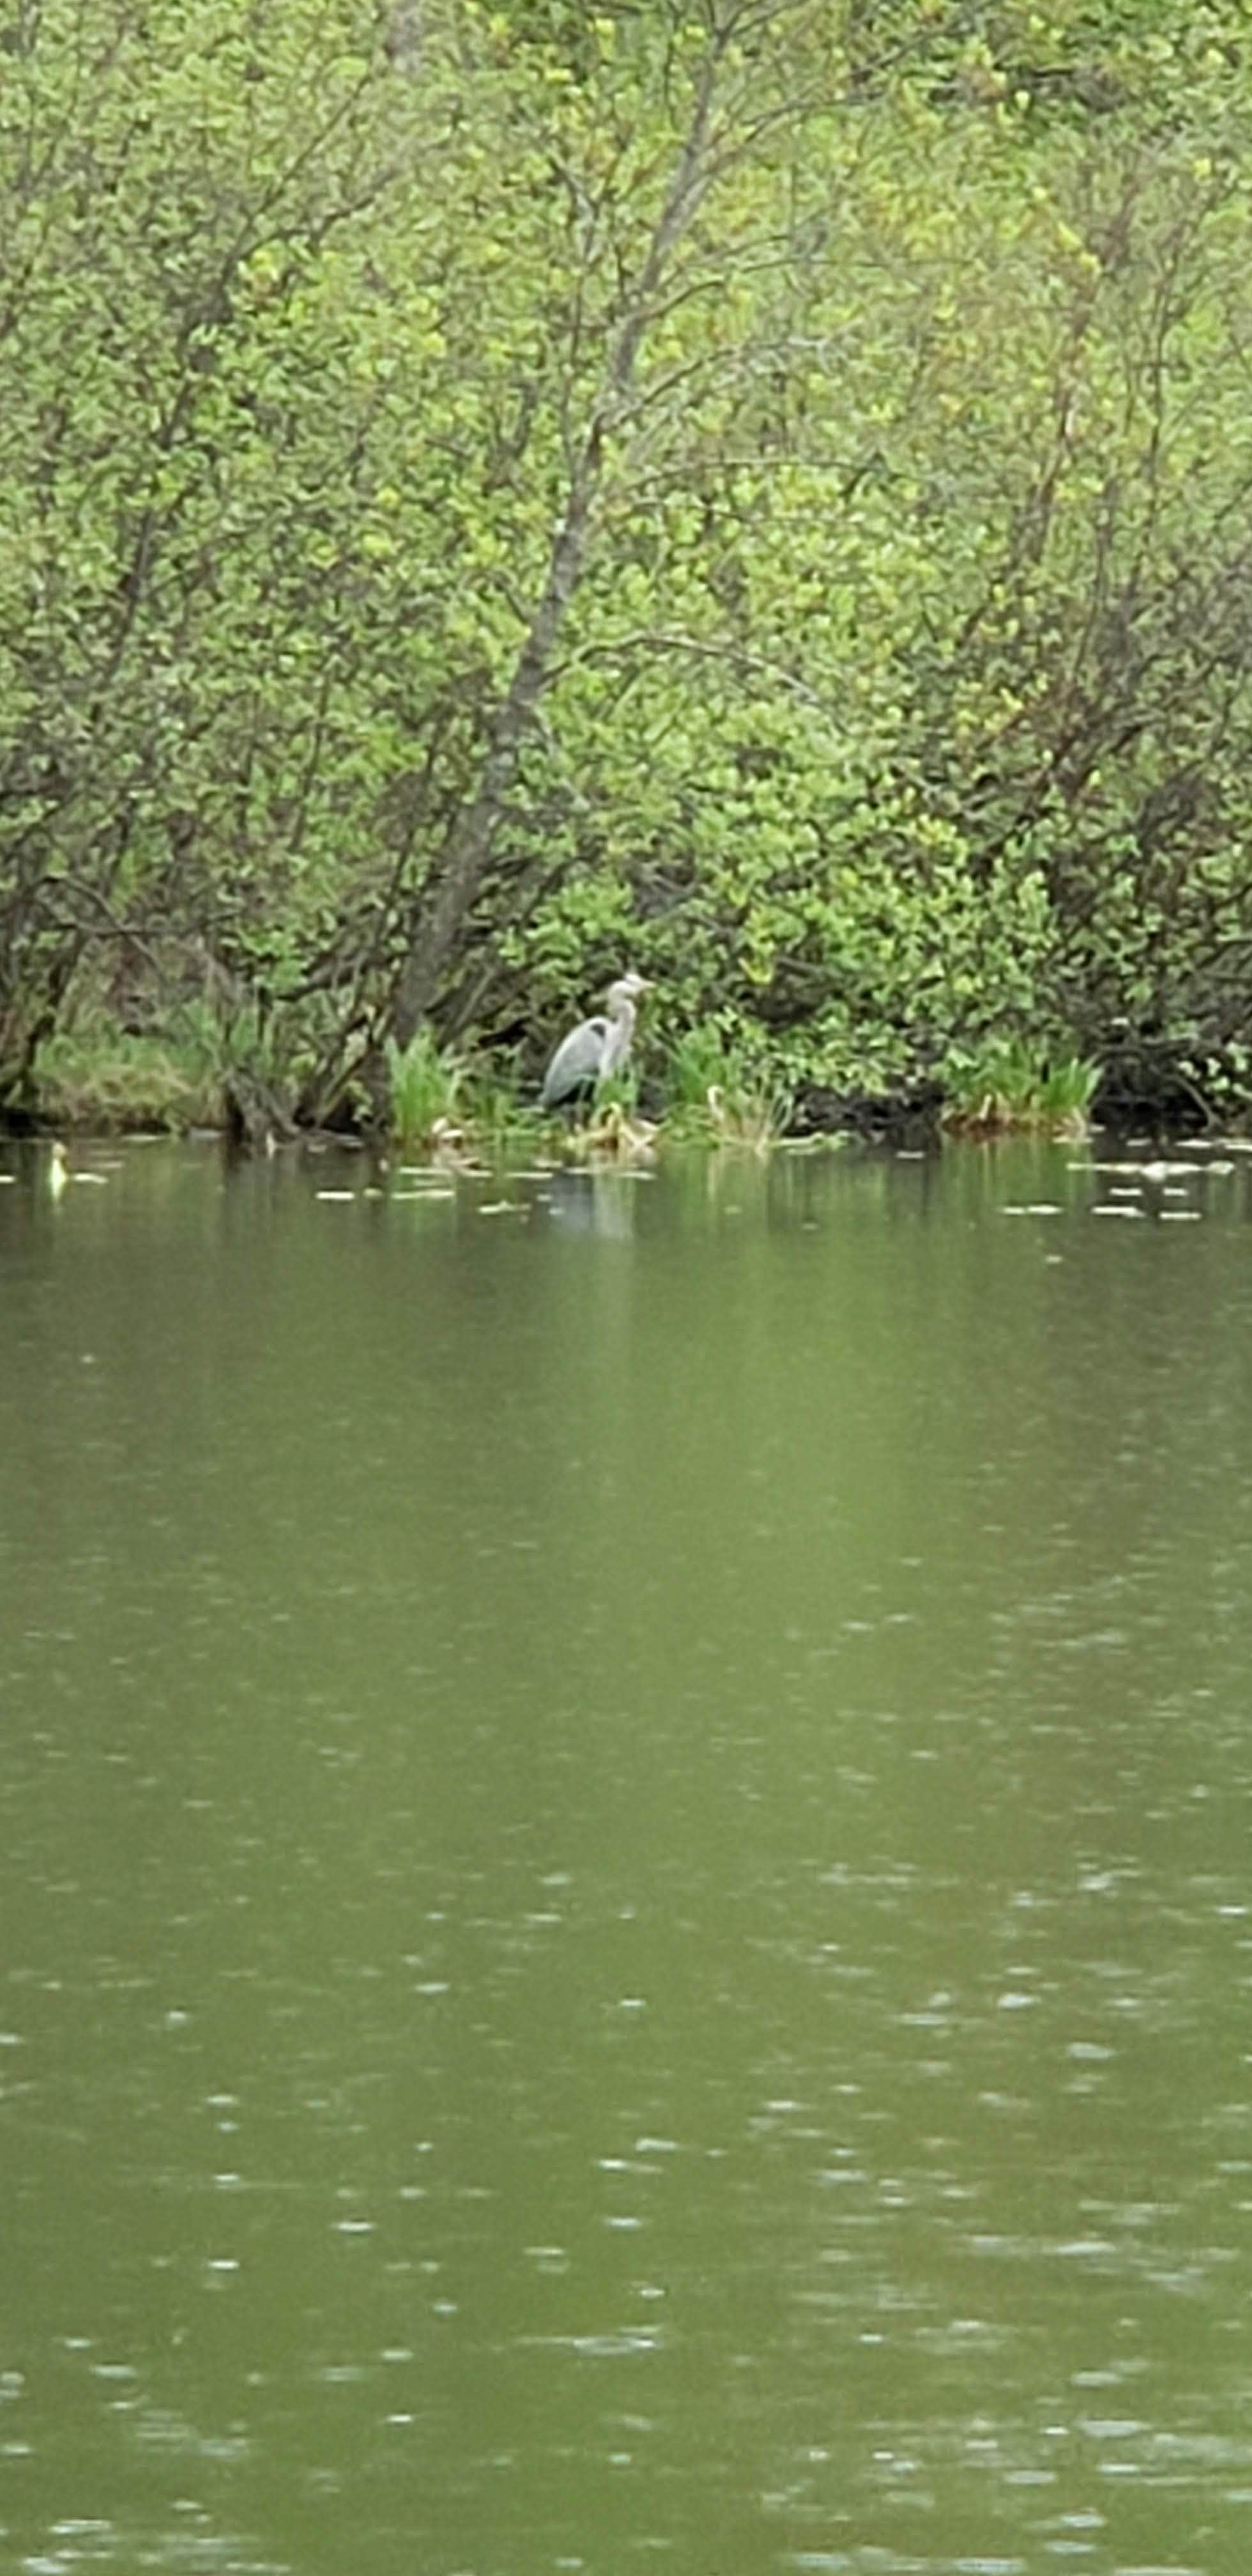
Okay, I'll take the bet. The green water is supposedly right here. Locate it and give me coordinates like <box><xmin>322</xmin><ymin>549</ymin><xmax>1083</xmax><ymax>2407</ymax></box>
<box><xmin>3</xmin><ymin>1135</ymin><xmax>1251</xmax><ymax>2576</ymax></box>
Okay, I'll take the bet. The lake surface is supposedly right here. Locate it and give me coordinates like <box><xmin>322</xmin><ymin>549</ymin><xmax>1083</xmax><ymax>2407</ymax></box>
<box><xmin>3</xmin><ymin>1133</ymin><xmax>1252</xmax><ymax>2576</ymax></box>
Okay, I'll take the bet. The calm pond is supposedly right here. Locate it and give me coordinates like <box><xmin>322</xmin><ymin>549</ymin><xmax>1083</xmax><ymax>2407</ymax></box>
<box><xmin>3</xmin><ymin>1135</ymin><xmax>1252</xmax><ymax>2576</ymax></box>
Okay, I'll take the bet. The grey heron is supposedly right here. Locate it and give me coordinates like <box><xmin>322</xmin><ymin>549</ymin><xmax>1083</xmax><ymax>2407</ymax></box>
<box><xmin>540</xmin><ymin>972</ymin><xmax>650</xmax><ymax>1112</ymax></box>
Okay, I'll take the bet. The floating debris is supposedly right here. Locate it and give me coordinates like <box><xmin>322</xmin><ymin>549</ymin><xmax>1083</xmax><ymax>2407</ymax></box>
<box><xmin>1159</xmin><ymin>1210</ymin><xmax>1202</xmax><ymax>1222</ymax></box>
<box><xmin>392</xmin><ymin>1190</ymin><xmax>454</xmax><ymax>1203</ymax></box>
<box><xmin>478</xmin><ymin>1200</ymin><xmax>525</xmax><ymax>1216</ymax></box>
<box><xmin>1092</xmin><ymin>1204</ymin><xmax>1145</xmax><ymax>1218</ymax></box>
<box><xmin>315</xmin><ymin>1190</ymin><xmax>356</xmax><ymax>1203</ymax></box>
<box><xmin>72</xmin><ymin>1172</ymin><xmax>109</xmax><ymax>1186</ymax></box>
<box><xmin>1078</xmin><ymin>1159</ymin><xmax>1198</xmax><ymax>1177</ymax></box>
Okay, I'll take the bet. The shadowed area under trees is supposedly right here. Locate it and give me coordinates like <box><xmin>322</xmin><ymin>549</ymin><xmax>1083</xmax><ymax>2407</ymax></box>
<box><xmin>4</xmin><ymin>0</ymin><xmax>1252</xmax><ymax>1133</ymax></box>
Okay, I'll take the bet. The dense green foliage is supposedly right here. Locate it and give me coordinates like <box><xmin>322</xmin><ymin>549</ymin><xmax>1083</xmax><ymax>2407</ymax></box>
<box><xmin>5</xmin><ymin>0</ymin><xmax>1252</xmax><ymax>1129</ymax></box>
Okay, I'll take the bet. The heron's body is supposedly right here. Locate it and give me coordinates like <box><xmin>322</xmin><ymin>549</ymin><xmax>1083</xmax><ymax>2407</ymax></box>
<box><xmin>541</xmin><ymin>974</ymin><xmax>648</xmax><ymax>1111</ymax></box>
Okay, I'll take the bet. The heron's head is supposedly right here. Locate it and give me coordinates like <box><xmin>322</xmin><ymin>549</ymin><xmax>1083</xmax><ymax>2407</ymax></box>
<box><xmin>606</xmin><ymin>972</ymin><xmax>650</xmax><ymax>1010</ymax></box>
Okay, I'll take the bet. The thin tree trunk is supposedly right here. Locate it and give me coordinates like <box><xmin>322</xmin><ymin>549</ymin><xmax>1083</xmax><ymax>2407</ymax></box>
<box><xmin>389</xmin><ymin>29</ymin><xmax>731</xmax><ymax>1046</ymax></box>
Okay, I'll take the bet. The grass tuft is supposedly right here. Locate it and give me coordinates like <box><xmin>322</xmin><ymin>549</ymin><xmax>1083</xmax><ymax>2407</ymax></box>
<box><xmin>462</xmin><ymin>1061</ymin><xmax>546</xmax><ymax>1151</ymax></box>
<box><xmin>31</xmin><ymin>1026</ymin><xmax>224</xmax><ymax>1130</ymax></box>
<box><xmin>385</xmin><ymin>1029</ymin><xmax>468</xmax><ymax>1148</ymax></box>
<box><xmin>940</xmin><ymin>1040</ymin><xmax>1100</xmax><ymax>1137</ymax></box>
<box><xmin>662</xmin><ymin>1025</ymin><xmax>789</xmax><ymax>1150</ymax></box>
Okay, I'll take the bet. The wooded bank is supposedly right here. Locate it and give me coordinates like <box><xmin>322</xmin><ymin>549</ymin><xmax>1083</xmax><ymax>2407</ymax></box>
<box><xmin>4</xmin><ymin>1</ymin><xmax>1252</xmax><ymax>1134</ymax></box>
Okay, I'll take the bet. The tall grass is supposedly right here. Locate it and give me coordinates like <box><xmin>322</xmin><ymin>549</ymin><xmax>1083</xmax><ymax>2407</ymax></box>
<box><xmin>662</xmin><ymin>1025</ymin><xmax>789</xmax><ymax>1149</ymax></box>
<box><xmin>175</xmin><ymin>997</ymin><xmax>302</xmax><ymax>1126</ymax></box>
<box><xmin>463</xmin><ymin>1062</ymin><xmax>546</xmax><ymax>1150</ymax></box>
<box><xmin>940</xmin><ymin>1040</ymin><xmax>1101</xmax><ymax>1137</ymax></box>
<box><xmin>31</xmin><ymin>994</ymin><xmax>321</xmax><ymax>1135</ymax></box>
<box><xmin>32</xmin><ymin>1025</ymin><xmax>224</xmax><ymax>1130</ymax></box>
<box><xmin>384</xmin><ymin>1029</ymin><xmax>468</xmax><ymax>1147</ymax></box>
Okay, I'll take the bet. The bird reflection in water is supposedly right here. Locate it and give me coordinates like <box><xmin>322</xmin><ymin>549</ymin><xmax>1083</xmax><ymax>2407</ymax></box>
<box><xmin>542</xmin><ymin>1169</ymin><xmax>636</xmax><ymax>1239</ymax></box>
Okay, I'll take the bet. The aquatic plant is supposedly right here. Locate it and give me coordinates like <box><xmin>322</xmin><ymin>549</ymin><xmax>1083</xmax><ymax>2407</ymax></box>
<box><xmin>662</xmin><ymin>1025</ymin><xmax>789</xmax><ymax>1150</ymax></box>
<box><xmin>666</xmin><ymin>1025</ymin><xmax>733</xmax><ymax>1113</ymax></box>
<box><xmin>702</xmin><ymin>1081</ymin><xmax>790</xmax><ymax>1152</ymax></box>
<box><xmin>940</xmin><ymin>1041</ymin><xmax>1101</xmax><ymax>1138</ymax></box>
<box><xmin>461</xmin><ymin>1062</ymin><xmax>544</xmax><ymax>1150</ymax></box>
<box><xmin>385</xmin><ymin>1029</ymin><xmax>468</xmax><ymax>1147</ymax></box>
<box><xmin>561</xmin><ymin>1078</ymin><xmax>657</xmax><ymax>1163</ymax></box>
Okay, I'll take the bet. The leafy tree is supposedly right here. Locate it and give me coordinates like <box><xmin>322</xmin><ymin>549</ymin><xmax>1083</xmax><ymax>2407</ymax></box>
<box><xmin>5</xmin><ymin>0</ymin><xmax>1252</xmax><ymax>1126</ymax></box>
